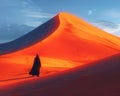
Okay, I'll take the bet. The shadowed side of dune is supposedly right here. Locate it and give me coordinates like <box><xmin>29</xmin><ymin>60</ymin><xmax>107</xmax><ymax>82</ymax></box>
<box><xmin>0</xmin><ymin>53</ymin><xmax>120</xmax><ymax>96</ymax></box>
<box><xmin>0</xmin><ymin>15</ymin><xmax>60</xmax><ymax>55</ymax></box>
<box><xmin>0</xmin><ymin>12</ymin><xmax>120</xmax><ymax>62</ymax></box>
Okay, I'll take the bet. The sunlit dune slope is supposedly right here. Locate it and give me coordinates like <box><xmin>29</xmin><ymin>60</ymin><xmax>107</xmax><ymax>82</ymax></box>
<box><xmin>1</xmin><ymin>12</ymin><xmax>120</xmax><ymax>62</ymax></box>
<box><xmin>1</xmin><ymin>53</ymin><xmax>120</xmax><ymax>96</ymax></box>
<box><xmin>0</xmin><ymin>12</ymin><xmax>120</xmax><ymax>86</ymax></box>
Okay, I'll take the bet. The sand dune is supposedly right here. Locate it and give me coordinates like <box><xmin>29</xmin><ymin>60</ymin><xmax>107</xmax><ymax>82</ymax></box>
<box><xmin>0</xmin><ymin>12</ymin><xmax>120</xmax><ymax>95</ymax></box>
<box><xmin>0</xmin><ymin>53</ymin><xmax>120</xmax><ymax>96</ymax></box>
<box><xmin>0</xmin><ymin>12</ymin><xmax>120</xmax><ymax>61</ymax></box>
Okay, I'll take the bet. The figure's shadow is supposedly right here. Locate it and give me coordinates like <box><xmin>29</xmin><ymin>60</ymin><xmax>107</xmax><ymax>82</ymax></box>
<box><xmin>0</xmin><ymin>76</ymin><xmax>33</xmax><ymax>82</ymax></box>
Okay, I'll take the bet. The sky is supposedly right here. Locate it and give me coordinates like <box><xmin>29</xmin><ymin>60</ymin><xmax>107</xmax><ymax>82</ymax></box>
<box><xmin>0</xmin><ymin>0</ymin><xmax>120</xmax><ymax>43</ymax></box>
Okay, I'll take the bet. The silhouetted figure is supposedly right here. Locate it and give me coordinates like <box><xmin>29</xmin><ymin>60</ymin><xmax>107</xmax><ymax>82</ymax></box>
<box><xmin>29</xmin><ymin>54</ymin><xmax>41</xmax><ymax>77</ymax></box>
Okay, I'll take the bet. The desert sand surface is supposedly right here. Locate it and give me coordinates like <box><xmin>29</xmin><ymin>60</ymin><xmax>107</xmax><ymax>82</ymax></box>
<box><xmin>0</xmin><ymin>12</ymin><xmax>120</xmax><ymax>96</ymax></box>
<box><xmin>0</xmin><ymin>53</ymin><xmax>120</xmax><ymax>96</ymax></box>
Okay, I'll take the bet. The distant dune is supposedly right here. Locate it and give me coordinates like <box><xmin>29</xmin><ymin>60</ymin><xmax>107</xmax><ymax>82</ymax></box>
<box><xmin>0</xmin><ymin>12</ymin><xmax>120</xmax><ymax>62</ymax></box>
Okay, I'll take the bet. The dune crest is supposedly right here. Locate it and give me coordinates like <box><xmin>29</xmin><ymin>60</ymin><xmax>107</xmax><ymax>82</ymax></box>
<box><xmin>0</xmin><ymin>12</ymin><xmax>120</xmax><ymax>62</ymax></box>
<box><xmin>0</xmin><ymin>12</ymin><xmax>120</xmax><ymax>86</ymax></box>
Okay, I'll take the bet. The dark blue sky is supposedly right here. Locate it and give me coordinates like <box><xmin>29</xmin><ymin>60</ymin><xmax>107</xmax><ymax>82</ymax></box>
<box><xmin>0</xmin><ymin>0</ymin><xmax>120</xmax><ymax>43</ymax></box>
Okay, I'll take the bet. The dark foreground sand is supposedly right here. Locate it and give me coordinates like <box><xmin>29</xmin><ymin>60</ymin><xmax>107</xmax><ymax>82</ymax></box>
<box><xmin>0</xmin><ymin>53</ymin><xmax>120</xmax><ymax>96</ymax></box>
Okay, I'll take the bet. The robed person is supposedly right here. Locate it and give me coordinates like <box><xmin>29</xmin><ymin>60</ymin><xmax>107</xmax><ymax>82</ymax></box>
<box><xmin>29</xmin><ymin>54</ymin><xmax>41</xmax><ymax>77</ymax></box>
